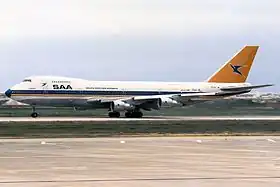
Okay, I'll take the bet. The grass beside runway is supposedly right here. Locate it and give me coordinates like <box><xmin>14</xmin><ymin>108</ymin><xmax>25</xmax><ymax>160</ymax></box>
<box><xmin>1</xmin><ymin>104</ymin><xmax>280</xmax><ymax>117</ymax></box>
<box><xmin>0</xmin><ymin>120</ymin><xmax>280</xmax><ymax>138</ymax></box>
<box><xmin>1</xmin><ymin>104</ymin><xmax>280</xmax><ymax>138</ymax></box>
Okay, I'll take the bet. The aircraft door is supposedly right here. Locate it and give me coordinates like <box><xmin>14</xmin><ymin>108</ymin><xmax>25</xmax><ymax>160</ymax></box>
<box><xmin>121</xmin><ymin>88</ymin><xmax>126</xmax><ymax>97</ymax></box>
<box><xmin>40</xmin><ymin>80</ymin><xmax>48</xmax><ymax>94</ymax></box>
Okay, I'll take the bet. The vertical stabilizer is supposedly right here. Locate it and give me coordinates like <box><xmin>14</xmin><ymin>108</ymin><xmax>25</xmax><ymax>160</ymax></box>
<box><xmin>207</xmin><ymin>46</ymin><xmax>259</xmax><ymax>83</ymax></box>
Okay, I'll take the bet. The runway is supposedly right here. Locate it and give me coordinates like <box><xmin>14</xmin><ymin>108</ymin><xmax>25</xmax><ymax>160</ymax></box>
<box><xmin>0</xmin><ymin>136</ymin><xmax>280</xmax><ymax>186</ymax></box>
<box><xmin>1</xmin><ymin>115</ymin><xmax>280</xmax><ymax>122</ymax></box>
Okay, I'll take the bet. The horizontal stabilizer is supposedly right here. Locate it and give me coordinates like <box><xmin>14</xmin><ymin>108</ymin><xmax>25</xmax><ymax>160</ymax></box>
<box><xmin>220</xmin><ymin>84</ymin><xmax>273</xmax><ymax>92</ymax></box>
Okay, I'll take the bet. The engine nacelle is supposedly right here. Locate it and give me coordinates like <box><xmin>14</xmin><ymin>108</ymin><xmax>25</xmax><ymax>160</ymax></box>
<box><xmin>112</xmin><ymin>100</ymin><xmax>135</xmax><ymax>112</ymax></box>
<box><xmin>140</xmin><ymin>100</ymin><xmax>161</xmax><ymax>110</ymax></box>
<box><xmin>159</xmin><ymin>97</ymin><xmax>182</xmax><ymax>108</ymax></box>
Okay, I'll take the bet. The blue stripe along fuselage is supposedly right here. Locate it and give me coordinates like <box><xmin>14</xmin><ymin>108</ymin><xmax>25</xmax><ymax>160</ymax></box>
<box><xmin>9</xmin><ymin>89</ymin><xmax>204</xmax><ymax>96</ymax></box>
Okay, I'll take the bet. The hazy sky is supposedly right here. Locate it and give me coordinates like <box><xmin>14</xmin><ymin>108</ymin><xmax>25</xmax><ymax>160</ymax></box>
<box><xmin>1</xmin><ymin>0</ymin><xmax>279</xmax><ymax>92</ymax></box>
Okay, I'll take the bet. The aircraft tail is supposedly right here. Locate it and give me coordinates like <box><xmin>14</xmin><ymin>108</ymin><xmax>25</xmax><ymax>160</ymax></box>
<box><xmin>207</xmin><ymin>46</ymin><xmax>259</xmax><ymax>83</ymax></box>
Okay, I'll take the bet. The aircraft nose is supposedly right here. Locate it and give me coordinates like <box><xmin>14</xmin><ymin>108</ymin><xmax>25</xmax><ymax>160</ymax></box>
<box><xmin>4</xmin><ymin>89</ymin><xmax>12</xmax><ymax>98</ymax></box>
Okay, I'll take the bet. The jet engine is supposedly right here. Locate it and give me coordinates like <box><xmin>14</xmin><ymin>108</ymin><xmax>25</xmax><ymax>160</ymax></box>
<box><xmin>112</xmin><ymin>100</ymin><xmax>135</xmax><ymax>111</ymax></box>
<box><xmin>140</xmin><ymin>100</ymin><xmax>161</xmax><ymax>110</ymax></box>
<box><xmin>159</xmin><ymin>97</ymin><xmax>182</xmax><ymax>108</ymax></box>
<box><xmin>139</xmin><ymin>97</ymin><xmax>183</xmax><ymax>110</ymax></box>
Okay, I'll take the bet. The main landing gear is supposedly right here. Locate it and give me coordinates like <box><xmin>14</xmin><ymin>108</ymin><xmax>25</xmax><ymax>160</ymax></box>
<box><xmin>125</xmin><ymin>111</ymin><xmax>143</xmax><ymax>118</ymax></box>
<box><xmin>108</xmin><ymin>111</ymin><xmax>143</xmax><ymax>118</ymax></box>
<box><xmin>108</xmin><ymin>111</ymin><xmax>121</xmax><ymax>118</ymax></box>
<box><xmin>31</xmin><ymin>106</ymin><xmax>39</xmax><ymax>118</ymax></box>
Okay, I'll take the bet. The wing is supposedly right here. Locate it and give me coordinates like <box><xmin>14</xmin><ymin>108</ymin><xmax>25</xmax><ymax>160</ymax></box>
<box><xmin>86</xmin><ymin>92</ymin><xmax>226</xmax><ymax>111</ymax></box>
<box><xmin>130</xmin><ymin>91</ymin><xmax>249</xmax><ymax>107</ymax></box>
<box><xmin>132</xmin><ymin>92</ymin><xmax>217</xmax><ymax>104</ymax></box>
<box><xmin>85</xmin><ymin>84</ymin><xmax>273</xmax><ymax>110</ymax></box>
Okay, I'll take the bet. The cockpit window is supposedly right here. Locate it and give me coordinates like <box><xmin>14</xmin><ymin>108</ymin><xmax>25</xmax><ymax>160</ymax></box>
<box><xmin>23</xmin><ymin>79</ymin><xmax>32</xmax><ymax>82</ymax></box>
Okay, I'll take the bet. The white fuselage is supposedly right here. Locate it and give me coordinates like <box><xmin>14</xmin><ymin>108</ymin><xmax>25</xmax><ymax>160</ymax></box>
<box><xmin>6</xmin><ymin>76</ymin><xmax>251</xmax><ymax>109</ymax></box>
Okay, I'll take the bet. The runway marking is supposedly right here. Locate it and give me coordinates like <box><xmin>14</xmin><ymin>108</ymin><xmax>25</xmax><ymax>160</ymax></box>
<box><xmin>267</xmin><ymin>139</ymin><xmax>277</xmax><ymax>143</ymax></box>
<box><xmin>0</xmin><ymin>156</ymin><xmax>27</xmax><ymax>159</ymax></box>
<box><xmin>1</xmin><ymin>176</ymin><xmax>280</xmax><ymax>184</ymax></box>
<box><xmin>51</xmin><ymin>166</ymin><xmax>88</xmax><ymax>170</ymax></box>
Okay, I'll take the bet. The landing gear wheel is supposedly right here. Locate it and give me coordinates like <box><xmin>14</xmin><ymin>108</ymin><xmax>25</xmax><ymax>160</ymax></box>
<box><xmin>125</xmin><ymin>112</ymin><xmax>132</xmax><ymax>118</ymax></box>
<box><xmin>108</xmin><ymin>111</ymin><xmax>120</xmax><ymax>118</ymax></box>
<box><xmin>137</xmin><ymin>112</ymin><xmax>143</xmax><ymax>118</ymax></box>
<box><xmin>134</xmin><ymin>111</ymin><xmax>143</xmax><ymax>118</ymax></box>
<box><xmin>31</xmin><ymin>106</ymin><xmax>38</xmax><ymax>118</ymax></box>
<box><xmin>31</xmin><ymin>112</ymin><xmax>38</xmax><ymax>118</ymax></box>
<box><xmin>125</xmin><ymin>111</ymin><xmax>143</xmax><ymax>118</ymax></box>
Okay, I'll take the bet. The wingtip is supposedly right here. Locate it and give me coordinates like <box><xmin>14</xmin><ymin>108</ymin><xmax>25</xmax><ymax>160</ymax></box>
<box><xmin>260</xmin><ymin>84</ymin><xmax>274</xmax><ymax>88</ymax></box>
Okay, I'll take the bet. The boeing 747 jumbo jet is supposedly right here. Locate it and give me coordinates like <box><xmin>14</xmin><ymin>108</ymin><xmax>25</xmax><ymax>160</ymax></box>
<box><xmin>5</xmin><ymin>46</ymin><xmax>273</xmax><ymax>118</ymax></box>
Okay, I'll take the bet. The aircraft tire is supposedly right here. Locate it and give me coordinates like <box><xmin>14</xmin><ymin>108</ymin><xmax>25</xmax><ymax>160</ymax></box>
<box><xmin>31</xmin><ymin>112</ymin><xmax>38</xmax><ymax>118</ymax></box>
<box><xmin>136</xmin><ymin>111</ymin><xmax>143</xmax><ymax>118</ymax></box>
<box><xmin>108</xmin><ymin>111</ymin><xmax>120</xmax><ymax>118</ymax></box>
<box><xmin>125</xmin><ymin>112</ymin><xmax>132</xmax><ymax>118</ymax></box>
<box><xmin>130</xmin><ymin>111</ymin><xmax>143</xmax><ymax>118</ymax></box>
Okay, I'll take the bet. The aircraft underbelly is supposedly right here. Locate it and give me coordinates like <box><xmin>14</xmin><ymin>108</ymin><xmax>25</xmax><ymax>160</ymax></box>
<box><xmin>11</xmin><ymin>95</ymin><xmax>127</xmax><ymax>107</ymax></box>
<box><xmin>12</xmin><ymin>96</ymin><xmax>84</xmax><ymax>107</ymax></box>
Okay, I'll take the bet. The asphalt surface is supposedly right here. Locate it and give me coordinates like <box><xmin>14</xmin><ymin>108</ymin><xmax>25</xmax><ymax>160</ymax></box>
<box><xmin>2</xmin><ymin>116</ymin><xmax>280</xmax><ymax>122</ymax></box>
<box><xmin>0</xmin><ymin>137</ymin><xmax>280</xmax><ymax>186</ymax></box>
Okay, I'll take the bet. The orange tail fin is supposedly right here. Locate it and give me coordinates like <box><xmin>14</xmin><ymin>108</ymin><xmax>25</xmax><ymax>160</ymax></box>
<box><xmin>207</xmin><ymin>46</ymin><xmax>259</xmax><ymax>83</ymax></box>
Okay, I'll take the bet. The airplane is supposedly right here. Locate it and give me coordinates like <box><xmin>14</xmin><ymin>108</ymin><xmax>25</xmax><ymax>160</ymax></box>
<box><xmin>4</xmin><ymin>46</ymin><xmax>273</xmax><ymax>118</ymax></box>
